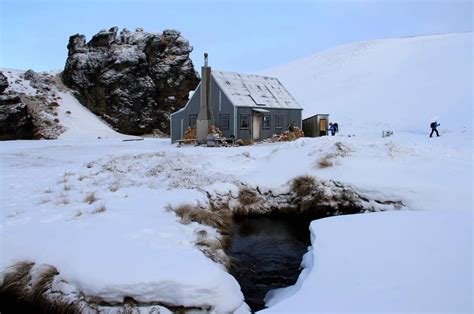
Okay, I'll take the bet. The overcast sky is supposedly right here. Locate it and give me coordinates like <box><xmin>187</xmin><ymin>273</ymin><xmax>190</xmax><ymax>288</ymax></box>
<box><xmin>0</xmin><ymin>0</ymin><xmax>472</xmax><ymax>73</ymax></box>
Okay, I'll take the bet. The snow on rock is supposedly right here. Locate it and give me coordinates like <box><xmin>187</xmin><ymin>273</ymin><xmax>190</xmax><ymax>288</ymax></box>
<box><xmin>262</xmin><ymin>210</ymin><xmax>473</xmax><ymax>313</ymax></box>
<box><xmin>264</xmin><ymin>33</ymin><xmax>473</xmax><ymax>135</ymax></box>
<box><xmin>62</xmin><ymin>27</ymin><xmax>200</xmax><ymax>135</ymax></box>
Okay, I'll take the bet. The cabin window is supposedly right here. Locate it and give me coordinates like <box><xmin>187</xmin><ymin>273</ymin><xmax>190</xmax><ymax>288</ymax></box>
<box><xmin>240</xmin><ymin>114</ymin><xmax>250</xmax><ymax>129</ymax></box>
<box><xmin>275</xmin><ymin>115</ymin><xmax>284</xmax><ymax>129</ymax></box>
<box><xmin>263</xmin><ymin>115</ymin><xmax>271</xmax><ymax>129</ymax></box>
<box><xmin>189</xmin><ymin>114</ymin><xmax>197</xmax><ymax>128</ymax></box>
<box><xmin>220</xmin><ymin>114</ymin><xmax>229</xmax><ymax>130</ymax></box>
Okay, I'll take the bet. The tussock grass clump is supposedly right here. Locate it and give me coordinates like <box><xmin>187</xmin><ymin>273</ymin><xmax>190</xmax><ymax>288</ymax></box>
<box><xmin>238</xmin><ymin>187</ymin><xmax>258</xmax><ymax>206</ymax></box>
<box><xmin>0</xmin><ymin>261</ymin><xmax>35</xmax><ymax>300</ymax></box>
<box><xmin>291</xmin><ymin>175</ymin><xmax>316</xmax><ymax>197</ymax></box>
<box><xmin>0</xmin><ymin>261</ymin><xmax>84</xmax><ymax>313</ymax></box>
<box><xmin>317</xmin><ymin>157</ymin><xmax>333</xmax><ymax>169</ymax></box>
<box><xmin>170</xmin><ymin>204</ymin><xmax>233</xmax><ymax>235</ymax></box>
<box><xmin>56</xmin><ymin>194</ymin><xmax>70</xmax><ymax>205</ymax></box>
<box><xmin>63</xmin><ymin>183</ymin><xmax>72</xmax><ymax>191</ymax></box>
<box><xmin>84</xmin><ymin>192</ymin><xmax>98</xmax><ymax>204</ymax></box>
<box><xmin>38</xmin><ymin>198</ymin><xmax>51</xmax><ymax>205</ymax></box>
<box><xmin>78</xmin><ymin>174</ymin><xmax>88</xmax><ymax>181</ymax></box>
<box><xmin>92</xmin><ymin>205</ymin><xmax>106</xmax><ymax>214</ymax></box>
<box><xmin>168</xmin><ymin>203</ymin><xmax>234</xmax><ymax>268</ymax></box>
<box><xmin>109</xmin><ymin>184</ymin><xmax>119</xmax><ymax>192</ymax></box>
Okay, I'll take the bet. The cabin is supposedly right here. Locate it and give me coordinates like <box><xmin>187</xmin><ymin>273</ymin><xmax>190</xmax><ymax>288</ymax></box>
<box><xmin>302</xmin><ymin>114</ymin><xmax>330</xmax><ymax>137</ymax></box>
<box><xmin>170</xmin><ymin>54</ymin><xmax>303</xmax><ymax>143</ymax></box>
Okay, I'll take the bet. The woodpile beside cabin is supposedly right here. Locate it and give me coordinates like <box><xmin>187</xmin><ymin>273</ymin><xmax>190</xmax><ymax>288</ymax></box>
<box><xmin>170</xmin><ymin>54</ymin><xmax>303</xmax><ymax>144</ymax></box>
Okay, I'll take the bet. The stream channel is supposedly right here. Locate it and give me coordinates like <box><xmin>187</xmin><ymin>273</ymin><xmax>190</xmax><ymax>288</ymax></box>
<box><xmin>226</xmin><ymin>213</ymin><xmax>314</xmax><ymax>312</ymax></box>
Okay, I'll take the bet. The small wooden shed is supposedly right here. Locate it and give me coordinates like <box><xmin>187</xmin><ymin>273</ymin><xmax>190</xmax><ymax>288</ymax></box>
<box><xmin>302</xmin><ymin>114</ymin><xmax>329</xmax><ymax>137</ymax></box>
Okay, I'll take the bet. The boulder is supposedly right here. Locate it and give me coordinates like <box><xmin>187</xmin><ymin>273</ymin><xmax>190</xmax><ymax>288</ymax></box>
<box><xmin>62</xmin><ymin>27</ymin><xmax>199</xmax><ymax>135</ymax></box>
<box><xmin>0</xmin><ymin>95</ymin><xmax>34</xmax><ymax>140</ymax></box>
<box><xmin>0</xmin><ymin>72</ymin><xmax>8</xmax><ymax>94</ymax></box>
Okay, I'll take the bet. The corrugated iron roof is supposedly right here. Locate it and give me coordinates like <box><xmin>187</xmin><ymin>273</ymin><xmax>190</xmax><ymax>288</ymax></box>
<box><xmin>212</xmin><ymin>71</ymin><xmax>302</xmax><ymax>109</ymax></box>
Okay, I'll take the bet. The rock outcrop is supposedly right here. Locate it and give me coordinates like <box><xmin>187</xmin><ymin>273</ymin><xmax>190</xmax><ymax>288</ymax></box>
<box><xmin>0</xmin><ymin>70</ymin><xmax>66</xmax><ymax>140</ymax></box>
<box><xmin>62</xmin><ymin>27</ymin><xmax>199</xmax><ymax>135</ymax></box>
<box><xmin>0</xmin><ymin>73</ymin><xmax>34</xmax><ymax>140</ymax></box>
<box><xmin>0</xmin><ymin>72</ymin><xmax>8</xmax><ymax>94</ymax></box>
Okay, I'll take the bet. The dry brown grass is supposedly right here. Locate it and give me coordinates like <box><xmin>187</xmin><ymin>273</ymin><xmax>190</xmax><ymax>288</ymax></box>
<box><xmin>291</xmin><ymin>175</ymin><xmax>316</xmax><ymax>197</ymax></box>
<box><xmin>168</xmin><ymin>203</ymin><xmax>234</xmax><ymax>268</ymax></box>
<box><xmin>109</xmin><ymin>184</ymin><xmax>119</xmax><ymax>192</ymax></box>
<box><xmin>238</xmin><ymin>187</ymin><xmax>258</xmax><ymax>206</ymax></box>
<box><xmin>0</xmin><ymin>261</ymin><xmax>84</xmax><ymax>313</ymax></box>
<box><xmin>38</xmin><ymin>198</ymin><xmax>51</xmax><ymax>205</ymax></box>
<box><xmin>170</xmin><ymin>204</ymin><xmax>233</xmax><ymax>235</ymax></box>
<box><xmin>56</xmin><ymin>194</ymin><xmax>70</xmax><ymax>205</ymax></box>
<box><xmin>84</xmin><ymin>192</ymin><xmax>98</xmax><ymax>204</ymax></box>
<box><xmin>78</xmin><ymin>174</ymin><xmax>88</xmax><ymax>181</ymax></box>
<box><xmin>0</xmin><ymin>261</ymin><xmax>35</xmax><ymax>299</ymax></box>
<box><xmin>30</xmin><ymin>265</ymin><xmax>59</xmax><ymax>307</ymax></box>
<box><xmin>317</xmin><ymin>157</ymin><xmax>333</xmax><ymax>169</ymax></box>
<box><xmin>63</xmin><ymin>183</ymin><xmax>73</xmax><ymax>191</ymax></box>
<box><xmin>92</xmin><ymin>205</ymin><xmax>106</xmax><ymax>214</ymax></box>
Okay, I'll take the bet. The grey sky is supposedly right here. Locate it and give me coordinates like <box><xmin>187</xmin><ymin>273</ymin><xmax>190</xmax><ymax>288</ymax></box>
<box><xmin>0</xmin><ymin>0</ymin><xmax>472</xmax><ymax>72</ymax></box>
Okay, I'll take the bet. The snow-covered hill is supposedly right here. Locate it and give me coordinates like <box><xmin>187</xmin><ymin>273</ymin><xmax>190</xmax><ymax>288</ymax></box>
<box><xmin>264</xmin><ymin>33</ymin><xmax>472</xmax><ymax>134</ymax></box>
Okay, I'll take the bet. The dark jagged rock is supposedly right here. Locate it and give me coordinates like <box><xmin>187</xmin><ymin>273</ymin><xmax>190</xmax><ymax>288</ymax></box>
<box><xmin>62</xmin><ymin>27</ymin><xmax>199</xmax><ymax>135</ymax></box>
<box><xmin>0</xmin><ymin>95</ymin><xmax>34</xmax><ymax>140</ymax></box>
<box><xmin>0</xmin><ymin>72</ymin><xmax>8</xmax><ymax>94</ymax></box>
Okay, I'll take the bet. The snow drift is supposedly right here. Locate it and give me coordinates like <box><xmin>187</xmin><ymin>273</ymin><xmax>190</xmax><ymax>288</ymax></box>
<box><xmin>264</xmin><ymin>33</ymin><xmax>472</xmax><ymax>134</ymax></box>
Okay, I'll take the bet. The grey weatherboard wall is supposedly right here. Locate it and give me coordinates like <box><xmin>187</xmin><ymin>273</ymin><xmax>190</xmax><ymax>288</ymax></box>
<box><xmin>236</xmin><ymin>107</ymin><xmax>302</xmax><ymax>140</ymax></box>
<box><xmin>171</xmin><ymin>76</ymin><xmax>236</xmax><ymax>143</ymax></box>
<box><xmin>171</xmin><ymin>73</ymin><xmax>303</xmax><ymax>143</ymax></box>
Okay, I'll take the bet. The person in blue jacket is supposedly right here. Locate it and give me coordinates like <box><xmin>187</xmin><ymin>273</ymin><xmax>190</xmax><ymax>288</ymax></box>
<box><xmin>430</xmin><ymin>121</ymin><xmax>440</xmax><ymax>137</ymax></box>
<box><xmin>329</xmin><ymin>123</ymin><xmax>336</xmax><ymax>136</ymax></box>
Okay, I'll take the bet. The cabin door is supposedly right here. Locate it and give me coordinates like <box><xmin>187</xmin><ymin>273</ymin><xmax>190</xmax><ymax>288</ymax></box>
<box><xmin>319</xmin><ymin>118</ymin><xmax>327</xmax><ymax>136</ymax></box>
<box><xmin>252</xmin><ymin>114</ymin><xmax>261</xmax><ymax>140</ymax></box>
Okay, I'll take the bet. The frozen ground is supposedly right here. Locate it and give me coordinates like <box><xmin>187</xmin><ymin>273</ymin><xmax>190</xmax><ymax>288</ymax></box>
<box><xmin>1</xmin><ymin>130</ymin><xmax>472</xmax><ymax>312</ymax></box>
<box><xmin>1</xmin><ymin>32</ymin><xmax>473</xmax><ymax>312</ymax></box>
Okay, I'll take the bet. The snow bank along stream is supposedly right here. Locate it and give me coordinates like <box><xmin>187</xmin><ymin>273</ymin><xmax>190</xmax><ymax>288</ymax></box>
<box><xmin>226</xmin><ymin>213</ymin><xmax>313</xmax><ymax>311</ymax></box>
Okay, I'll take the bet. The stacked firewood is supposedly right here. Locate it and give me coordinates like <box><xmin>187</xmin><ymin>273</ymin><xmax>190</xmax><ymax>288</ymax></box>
<box><xmin>270</xmin><ymin>127</ymin><xmax>305</xmax><ymax>142</ymax></box>
<box><xmin>183</xmin><ymin>125</ymin><xmax>223</xmax><ymax>140</ymax></box>
<box><xmin>183</xmin><ymin>126</ymin><xmax>196</xmax><ymax>140</ymax></box>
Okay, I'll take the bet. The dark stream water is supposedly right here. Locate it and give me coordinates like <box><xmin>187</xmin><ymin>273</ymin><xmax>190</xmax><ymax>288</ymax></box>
<box><xmin>226</xmin><ymin>214</ymin><xmax>312</xmax><ymax>312</ymax></box>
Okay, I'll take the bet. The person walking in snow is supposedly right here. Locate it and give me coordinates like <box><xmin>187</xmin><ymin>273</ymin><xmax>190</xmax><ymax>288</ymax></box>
<box><xmin>430</xmin><ymin>121</ymin><xmax>440</xmax><ymax>137</ymax></box>
<box><xmin>329</xmin><ymin>123</ymin><xmax>336</xmax><ymax>136</ymax></box>
<box><xmin>334</xmin><ymin>122</ymin><xmax>339</xmax><ymax>133</ymax></box>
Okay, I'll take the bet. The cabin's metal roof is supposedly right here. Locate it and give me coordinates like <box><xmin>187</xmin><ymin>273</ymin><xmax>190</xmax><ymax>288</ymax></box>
<box><xmin>212</xmin><ymin>71</ymin><xmax>302</xmax><ymax>110</ymax></box>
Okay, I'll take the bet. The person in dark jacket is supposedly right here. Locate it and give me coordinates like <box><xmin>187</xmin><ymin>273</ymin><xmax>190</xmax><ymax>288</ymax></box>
<box><xmin>334</xmin><ymin>122</ymin><xmax>339</xmax><ymax>133</ymax></box>
<box><xmin>329</xmin><ymin>123</ymin><xmax>336</xmax><ymax>136</ymax></box>
<box><xmin>430</xmin><ymin>121</ymin><xmax>440</xmax><ymax>137</ymax></box>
